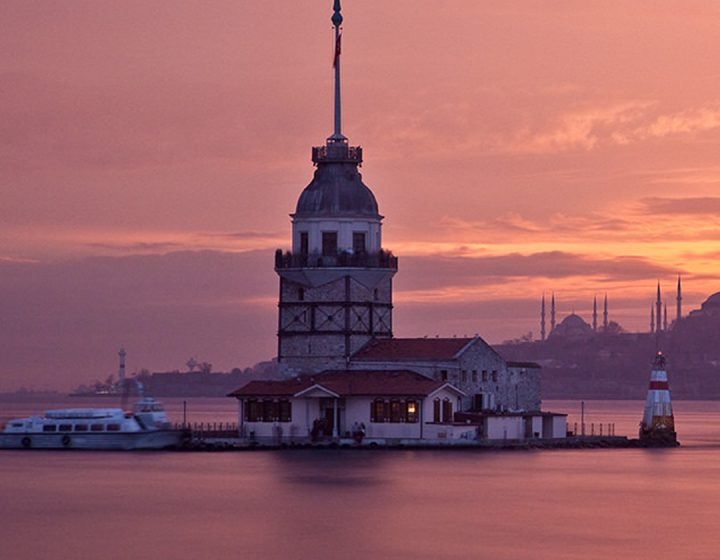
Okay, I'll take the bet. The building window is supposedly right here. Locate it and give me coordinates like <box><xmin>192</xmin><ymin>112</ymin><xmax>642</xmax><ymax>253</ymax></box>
<box><xmin>352</xmin><ymin>232</ymin><xmax>366</xmax><ymax>254</ymax></box>
<box><xmin>245</xmin><ymin>398</ymin><xmax>292</xmax><ymax>422</ymax></box>
<box><xmin>373</xmin><ymin>288</ymin><xmax>379</xmax><ymax>301</ymax></box>
<box><xmin>322</xmin><ymin>232</ymin><xmax>337</xmax><ymax>257</ymax></box>
<box><xmin>406</xmin><ymin>400</ymin><xmax>418</xmax><ymax>423</ymax></box>
<box><xmin>298</xmin><ymin>287</ymin><xmax>304</xmax><ymax>301</ymax></box>
<box><xmin>472</xmin><ymin>370</ymin><xmax>478</xmax><ymax>383</ymax></box>
<box><xmin>433</xmin><ymin>399</ymin><xmax>441</xmax><ymax>422</ymax></box>
<box><xmin>300</xmin><ymin>232</ymin><xmax>309</xmax><ymax>255</ymax></box>
<box><xmin>492</xmin><ymin>370</ymin><xmax>498</xmax><ymax>382</ymax></box>
<box><xmin>371</xmin><ymin>399</ymin><xmax>386</xmax><ymax>422</ymax></box>
<box><xmin>370</xmin><ymin>399</ymin><xmax>419</xmax><ymax>423</ymax></box>
<box><xmin>461</xmin><ymin>370</ymin><xmax>467</xmax><ymax>383</ymax></box>
<box><xmin>390</xmin><ymin>400</ymin><xmax>403</xmax><ymax>422</ymax></box>
<box><xmin>440</xmin><ymin>370</ymin><xmax>448</xmax><ymax>382</ymax></box>
<box><xmin>279</xmin><ymin>400</ymin><xmax>292</xmax><ymax>422</ymax></box>
<box><xmin>482</xmin><ymin>370</ymin><xmax>488</xmax><ymax>382</ymax></box>
<box><xmin>442</xmin><ymin>399</ymin><xmax>453</xmax><ymax>423</ymax></box>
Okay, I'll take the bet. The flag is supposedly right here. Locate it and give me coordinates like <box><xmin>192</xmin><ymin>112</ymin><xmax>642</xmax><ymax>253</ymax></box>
<box><xmin>333</xmin><ymin>32</ymin><xmax>342</xmax><ymax>68</ymax></box>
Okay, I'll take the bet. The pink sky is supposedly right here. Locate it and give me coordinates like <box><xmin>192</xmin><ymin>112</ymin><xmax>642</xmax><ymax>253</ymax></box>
<box><xmin>2</xmin><ymin>1</ymin><xmax>720</xmax><ymax>390</ymax></box>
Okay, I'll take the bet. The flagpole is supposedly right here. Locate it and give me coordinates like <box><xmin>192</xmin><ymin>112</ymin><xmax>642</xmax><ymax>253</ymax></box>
<box><xmin>331</xmin><ymin>0</ymin><xmax>345</xmax><ymax>141</ymax></box>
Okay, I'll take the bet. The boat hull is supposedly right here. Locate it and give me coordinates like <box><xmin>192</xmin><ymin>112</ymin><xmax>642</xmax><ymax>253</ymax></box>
<box><xmin>0</xmin><ymin>430</ymin><xmax>187</xmax><ymax>450</ymax></box>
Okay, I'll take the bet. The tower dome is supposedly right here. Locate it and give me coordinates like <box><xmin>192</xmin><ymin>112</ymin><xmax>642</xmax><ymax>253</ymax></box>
<box><xmin>295</xmin><ymin>160</ymin><xmax>380</xmax><ymax>219</ymax></box>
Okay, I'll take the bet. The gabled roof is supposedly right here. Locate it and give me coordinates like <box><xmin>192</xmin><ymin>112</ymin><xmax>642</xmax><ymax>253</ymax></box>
<box><xmin>352</xmin><ymin>337</ymin><xmax>477</xmax><ymax>362</ymax></box>
<box><xmin>228</xmin><ymin>369</ymin><xmax>464</xmax><ymax>398</ymax></box>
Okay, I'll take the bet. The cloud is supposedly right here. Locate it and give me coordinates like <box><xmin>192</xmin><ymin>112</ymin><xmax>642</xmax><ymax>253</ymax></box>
<box><xmin>396</xmin><ymin>251</ymin><xmax>673</xmax><ymax>294</ymax></box>
<box><xmin>638</xmin><ymin>197</ymin><xmax>720</xmax><ymax>216</ymax></box>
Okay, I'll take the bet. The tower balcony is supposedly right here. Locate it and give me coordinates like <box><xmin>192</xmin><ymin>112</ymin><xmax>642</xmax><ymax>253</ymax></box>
<box><xmin>312</xmin><ymin>143</ymin><xmax>363</xmax><ymax>165</ymax></box>
<box><xmin>275</xmin><ymin>249</ymin><xmax>397</xmax><ymax>270</ymax></box>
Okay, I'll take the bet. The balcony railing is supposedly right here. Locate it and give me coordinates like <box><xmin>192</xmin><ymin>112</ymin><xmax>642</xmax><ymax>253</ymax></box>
<box><xmin>312</xmin><ymin>144</ymin><xmax>363</xmax><ymax>164</ymax></box>
<box><xmin>275</xmin><ymin>249</ymin><xmax>398</xmax><ymax>270</ymax></box>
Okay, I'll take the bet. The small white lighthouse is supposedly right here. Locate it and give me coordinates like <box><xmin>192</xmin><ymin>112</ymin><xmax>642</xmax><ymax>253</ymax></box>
<box><xmin>639</xmin><ymin>352</ymin><xmax>678</xmax><ymax>445</ymax></box>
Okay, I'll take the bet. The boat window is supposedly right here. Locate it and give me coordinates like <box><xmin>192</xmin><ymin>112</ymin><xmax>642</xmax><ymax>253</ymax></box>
<box><xmin>74</xmin><ymin>424</ymin><xmax>88</xmax><ymax>432</ymax></box>
<box><xmin>91</xmin><ymin>424</ymin><xmax>104</xmax><ymax>432</ymax></box>
<box><xmin>43</xmin><ymin>424</ymin><xmax>57</xmax><ymax>432</ymax></box>
<box><xmin>152</xmin><ymin>404</ymin><xmax>163</xmax><ymax>411</ymax></box>
<box><xmin>107</xmin><ymin>423</ymin><xmax>121</xmax><ymax>432</ymax></box>
<box><xmin>11</xmin><ymin>423</ymin><xmax>23</xmax><ymax>428</ymax></box>
<box><xmin>59</xmin><ymin>424</ymin><xmax>72</xmax><ymax>432</ymax></box>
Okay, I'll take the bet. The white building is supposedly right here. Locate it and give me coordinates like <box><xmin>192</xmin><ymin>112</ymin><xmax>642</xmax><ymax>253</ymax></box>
<box><xmin>230</xmin><ymin>1</ymin><xmax>567</xmax><ymax>445</ymax></box>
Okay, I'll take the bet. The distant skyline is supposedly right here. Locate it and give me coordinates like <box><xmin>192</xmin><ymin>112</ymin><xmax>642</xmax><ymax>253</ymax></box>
<box><xmin>2</xmin><ymin>1</ymin><xmax>720</xmax><ymax>390</ymax></box>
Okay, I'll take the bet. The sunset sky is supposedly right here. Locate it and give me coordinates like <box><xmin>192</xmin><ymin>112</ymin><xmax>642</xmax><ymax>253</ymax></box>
<box><xmin>2</xmin><ymin>1</ymin><xmax>720</xmax><ymax>390</ymax></box>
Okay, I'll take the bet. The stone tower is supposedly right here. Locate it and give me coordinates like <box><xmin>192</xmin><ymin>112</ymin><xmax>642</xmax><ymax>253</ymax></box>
<box><xmin>275</xmin><ymin>1</ymin><xmax>397</xmax><ymax>377</ymax></box>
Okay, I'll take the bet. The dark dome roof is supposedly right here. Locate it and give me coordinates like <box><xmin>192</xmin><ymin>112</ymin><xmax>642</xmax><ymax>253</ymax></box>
<box><xmin>295</xmin><ymin>162</ymin><xmax>380</xmax><ymax>219</ymax></box>
<box><xmin>560</xmin><ymin>313</ymin><xmax>589</xmax><ymax>328</ymax></box>
<box><xmin>704</xmin><ymin>292</ymin><xmax>720</xmax><ymax>307</ymax></box>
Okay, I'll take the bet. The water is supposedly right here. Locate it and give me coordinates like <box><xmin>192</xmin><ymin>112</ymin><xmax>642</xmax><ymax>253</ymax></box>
<box><xmin>1</xmin><ymin>398</ymin><xmax>719</xmax><ymax>560</ymax></box>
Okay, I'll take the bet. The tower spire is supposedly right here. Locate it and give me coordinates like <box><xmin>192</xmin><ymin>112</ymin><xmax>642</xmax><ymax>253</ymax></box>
<box><xmin>656</xmin><ymin>282</ymin><xmax>663</xmax><ymax>333</ymax></box>
<box><xmin>676</xmin><ymin>274</ymin><xmax>682</xmax><ymax>324</ymax></box>
<box><xmin>550</xmin><ymin>292</ymin><xmax>556</xmax><ymax>332</ymax></box>
<box><xmin>541</xmin><ymin>294</ymin><xmax>546</xmax><ymax>341</ymax></box>
<box><xmin>650</xmin><ymin>304</ymin><xmax>655</xmax><ymax>333</ymax></box>
<box><xmin>603</xmin><ymin>293</ymin><xmax>608</xmax><ymax>330</ymax></box>
<box><xmin>592</xmin><ymin>296</ymin><xmax>598</xmax><ymax>332</ymax></box>
<box><xmin>330</xmin><ymin>0</ymin><xmax>346</xmax><ymax>142</ymax></box>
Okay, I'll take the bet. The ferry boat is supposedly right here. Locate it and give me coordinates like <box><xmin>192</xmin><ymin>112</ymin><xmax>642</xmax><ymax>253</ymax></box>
<box><xmin>0</xmin><ymin>396</ymin><xmax>188</xmax><ymax>450</ymax></box>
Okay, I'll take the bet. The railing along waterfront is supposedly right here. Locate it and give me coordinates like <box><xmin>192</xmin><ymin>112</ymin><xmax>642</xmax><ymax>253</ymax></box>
<box><xmin>568</xmin><ymin>423</ymin><xmax>616</xmax><ymax>437</ymax></box>
<box><xmin>275</xmin><ymin>249</ymin><xmax>398</xmax><ymax>270</ymax></box>
<box><xmin>176</xmin><ymin>422</ymin><xmax>239</xmax><ymax>439</ymax></box>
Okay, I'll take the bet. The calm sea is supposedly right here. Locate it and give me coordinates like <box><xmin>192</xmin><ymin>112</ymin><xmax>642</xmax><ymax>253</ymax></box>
<box><xmin>1</xmin><ymin>397</ymin><xmax>719</xmax><ymax>560</ymax></box>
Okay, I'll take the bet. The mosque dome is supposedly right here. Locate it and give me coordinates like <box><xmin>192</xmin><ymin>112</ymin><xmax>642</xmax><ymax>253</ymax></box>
<box><xmin>697</xmin><ymin>291</ymin><xmax>720</xmax><ymax>316</ymax></box>
<box><xmin>294</xmin><ymin>162</ymin><xmax>380</xmax><ymax>219</ymax></box>
<box><xmin>550</xmin><ymin>313</ymin><xmax>593</xmax><ymax>340</ymax></box>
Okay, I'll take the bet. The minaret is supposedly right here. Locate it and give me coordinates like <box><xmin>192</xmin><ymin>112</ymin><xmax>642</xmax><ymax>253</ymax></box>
<box><xmin>118</xmin><ymin>347</ymin><xmax>126</xmax><ymax>384</ymax></box>
<box><xmin>676</xmin><ymin>275</ymin><xmax>682</xmax><ymax>324</ymax></box>
<box><xmin>550</xmin><ymin>293</ymin><xmax>556</xmax><ymax>332</ymax></box>
<box><xmin>540</xmin><ymin>294</ymin><xmax>546</xmax><ymax>341</ymax></box>
<box><xmin>663</xmin><ymin>303</ymin><xmax>668</xmax><ymax>331</ymax></box>
<box><xmin>603</xmin><ymin>293</ymin><xmax>608</xmax><ymax>331</ymax></box>
<box><xmin>592</xmin><ymin>296</ymin><xmax>598</xmax><ymax>332</ymax></box>
<box><xmin>656</xmin><ymin>282</ymin><xmax>663</xmax><ymax>333</ymax></box>
<box><xmin>650</xmin><ymin>304</ymin><xmax>655</xmax><ymax>333</ymax></box>
<box><xmin>275</xmin><ymin>1</ymin><xmax>397</xmax><ymax>377</ymax></box>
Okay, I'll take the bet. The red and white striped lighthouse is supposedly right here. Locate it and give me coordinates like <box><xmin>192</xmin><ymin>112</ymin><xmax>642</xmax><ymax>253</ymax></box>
<box><xmin>639</xmin><ymin>352</ymin><xmax>678</xmax><ymax>445</ymax></box>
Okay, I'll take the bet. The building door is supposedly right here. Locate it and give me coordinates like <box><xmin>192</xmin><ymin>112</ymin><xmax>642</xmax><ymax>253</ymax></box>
<box><xmin>323</xmin><ymin>407</ymin><xmax>334</xmax><ymax>437</ymax></box>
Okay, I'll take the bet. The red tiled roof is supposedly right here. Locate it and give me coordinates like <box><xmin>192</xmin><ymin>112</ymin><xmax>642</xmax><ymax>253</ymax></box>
<box><xmin>352</xmin><ymin>337</ymin><xmax>475</xmax><ymax>361</ymax></box>
<box><xmin>228</xmin><ymin>369</ymin><xmax>458</xmax><ymax>398</ymax></box>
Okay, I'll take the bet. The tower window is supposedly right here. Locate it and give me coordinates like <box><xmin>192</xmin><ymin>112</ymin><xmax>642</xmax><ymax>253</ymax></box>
<box><xmin>322</xmin><ymin>232</ymin><xmax>337</xmax><ymax>257</ymax></box>
<box><xmin>298</xmin><ymin>287</ymin><xmax>304</xmax><ymax>301</ymax></box>
<box><xmin>352</xmin><ymin>232</ymin><xmax>366</xmax><ymax>254</ymax></box>
<box><xmin>299</xmin><ymin>232</ymin><xmax>309</xmax><ymax>255</ymax></box>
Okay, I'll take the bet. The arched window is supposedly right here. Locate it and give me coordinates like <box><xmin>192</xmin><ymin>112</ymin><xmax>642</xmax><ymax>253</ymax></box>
<box><xmin>433</xmin><ymin>398</ymin><xmax>441</xmax><ymax>422</ymax></box>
